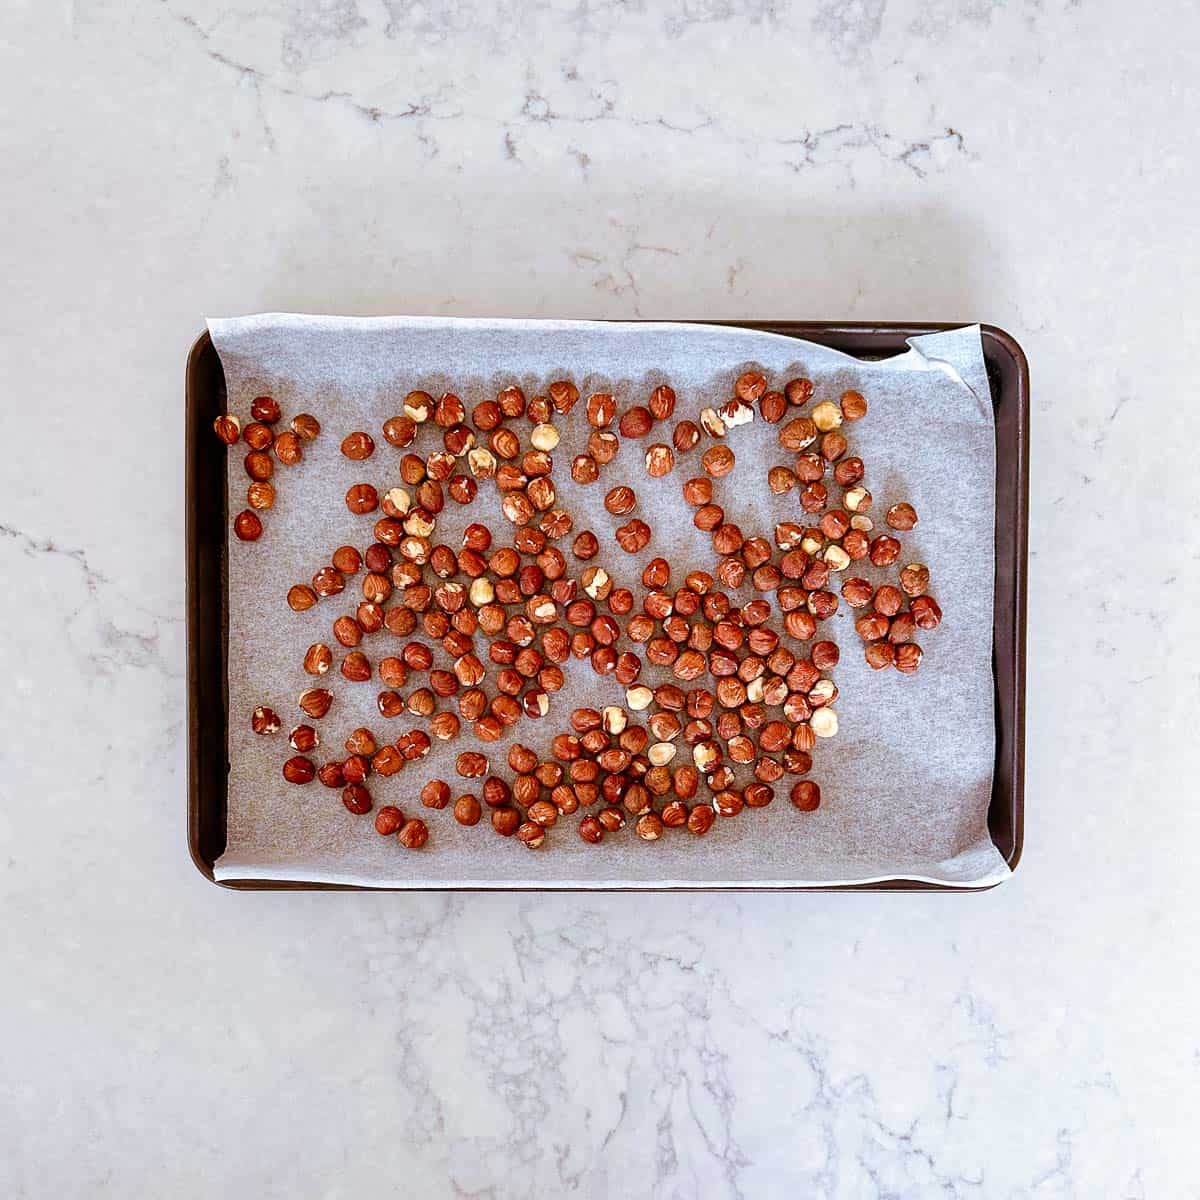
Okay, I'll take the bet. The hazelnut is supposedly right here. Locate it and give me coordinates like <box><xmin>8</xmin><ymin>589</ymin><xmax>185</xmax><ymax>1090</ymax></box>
<box><xmin>213</xmin><ymin>414</ymin><xmax>241</xmax><ymax>444</ymax></box>
<box><xmin>645</xmin><ymin>444</ymin><xmax>675</xmax><ymax>477</ymax></box>
<box><xmin>768</xmin><ymin>466</ymin><xmax>796</xmax><ymax>495</ymax></box>
<box><xmin>530</xmin><ymin>422</ymin><xmax>560</xmax><ymax>451</ymax></box>
<box><xmin>900</xmin><ymin>563</ymin><xmax>931</xmax><ymax>597</ymax></box>
<box><xmin>233</xmin><ymin>510</ymin><xmax>263</xmax><ymax>541</ymax></box>
<box><xmin>843</xmin><ymin>486</ymin><xmax>872</xmax><ymax>515</ymax></box>
<box><xmin>273</xmin><ymin>431</ymin><xmax>302</xmax><ymax>465</ymax></box>
<box><xmin>649</xmin><ymin>384</ymin><xmax>677</xmax><ymax>420</ymax></box>
<box><xmin>398</xmin><ymin>818</ymin><xmax>429</xmax><ymax>849</ymax></box>
<box><xmin>345</xmin><ymin>484</ymin><xmax>379</xmax><ymax>515</ymax></box>
<box><xmin>548</xmin><ymin>380</ymin><xmax>580</xmax><ymax>414</ymax></box>
<box><xmin>886</xmin><ymin>502</ymin><xmax>918</xmax><ymax>531</ymax></box>
<box><xmin>340</xmin><ymin>431</ymin><xmax>375</xmax><ymax>460</ymax></box>
<box><xmin>759</xmin><ymin>391</ymin><xmax>787</xmax><ymax>423</ymax></box>
<box><xmin>869</xmin><ymin>535</ymin><xmax>902</xmax><ymax>568</ymax></box>
<box><xmin>586</xmin><ymin>393</ymin><xmax>616</xmax><ymax>427</ymax></box>
<box><xmin>282</xmin><ymin>755</ymin><xmax>315</xmax><ymax>784</ymax></box>
<box><xmin>250</xmin><ymin>395</ymin><xmax>281</xmax><ymax>424</ymax></box>
<box><xmin>810</xmin><ymin>708</ymin><xmax>838</xmax><ymax>738</ymax></box>
<box><xmin>811</xmin><ymin>401</ymin><xmax>842</xmax><ymax>432</ymax></box>
<box><xmin>910</xmin><ymin>595</ymin><xmax>943</xmax><ymax>630</ymax></box>
<box><xmin>251</xmin><ymin>706</ymin><xmax>281</xmax><ymax>735</ymax></box>
<box><xmin>375</xmin><ymin>806</ymin><xmax>404</xmax><ymax>836</ymax></box>
<box><xmin>865</xmin><ymin>641</ymin><xmax>896</xmax><ymax>670</ymax></box>
<box><xmin>673</xmin><ymin>420</ymin><xmax>701</xmax><ymax>453</ymax></box>
<box><xmin>289</xmin><ymin>724</ymin><xmax>319</xmax><ymax>753</ymax></box>
<box><xmin>790</xmin><ymin>780</ymin><xmax>821</xmax><ymax>811</ymax></box>
<box><xmin>835</xmin><ymin>389</ymin><xmax>866</xmax><ymax>421</ymax></box>
<box><xmin>341</xmin><ymin>783</ymin><xmax>372</xmax><ymax>814</ymax></box>
<box><xmin>303</xmin><ymin>643</ymin><xmax>333</xmax><ymax>676</ymax></box>
<box><xmin>298</xmin><ymin>688</ymin><xmax>333</xmax><ymax>719</ymax></box>
<box><xmin>243</xmin><ymin>423</ymin><xmax>273</xmax><ymax>451</ymax></box>
<box><xmin>701</xmin><ymin>445</ymin><xmax>735</xmax><ymax>478</ymax></box>
<box><xmin>779</xmin><ymin>417</ymin><xmax>817</xmax><ymax>451</ymax></box>
<box><xmin>604</xmin><ymin>486</ymin><xmax>637</xmax><ymax>516</ymax></box>
<box><xmin>453</xmin><ymin>794</ymin><xmax>482</xmax><ymax>825</ymax></box>
<box><xmin>247</xmin><ymin>481</ymin><xmax>275</xmax><ymax>511</ymax></box>
<box><xmin>698</xmin><ymin>408</ymin><xmax>726</xmax><ymax>437</ymax></box>
<box><xmin>619</xmin><ymin>405</ymin><xmax>654</xmax><ymax>438</ymax></box>
<box><xmin>841</xmin><ymin>578</ymin><xmax>873</xmax><ymax>608</ymax></box>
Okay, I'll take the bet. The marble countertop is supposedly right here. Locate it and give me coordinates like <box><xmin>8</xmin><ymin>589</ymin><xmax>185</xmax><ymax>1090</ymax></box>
<box><xmin>2</xmin><ymin>1</ymin><xmax>1195</xmax><ymax>1195</ymax></box>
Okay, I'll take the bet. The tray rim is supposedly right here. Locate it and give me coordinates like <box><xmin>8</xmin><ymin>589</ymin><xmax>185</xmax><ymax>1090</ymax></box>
<box><xmin>186</xmin><ymin>320</ymin><xmax>1028</xmax><ymax>893</ymax></box>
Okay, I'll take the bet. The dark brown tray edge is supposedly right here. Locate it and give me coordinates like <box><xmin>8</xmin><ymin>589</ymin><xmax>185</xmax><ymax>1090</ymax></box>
<box><xmin>186</xmin><ymin>321</ymin><xmax>1028</xmax><ymax>893</ymax></box>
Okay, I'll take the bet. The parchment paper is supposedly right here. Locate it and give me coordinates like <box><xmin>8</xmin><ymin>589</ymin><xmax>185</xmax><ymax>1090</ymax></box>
<box><xmin>209</xmin><ymin>316</ymin><xmax>1006</xmax><ymax>888</ymax></box>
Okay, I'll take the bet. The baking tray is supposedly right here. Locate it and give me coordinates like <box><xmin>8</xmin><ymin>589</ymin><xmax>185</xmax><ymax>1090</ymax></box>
<box><xmin>186</xmin><ymin>322</ymin><xmax>1028</xmax><ymax>891</ymax></box>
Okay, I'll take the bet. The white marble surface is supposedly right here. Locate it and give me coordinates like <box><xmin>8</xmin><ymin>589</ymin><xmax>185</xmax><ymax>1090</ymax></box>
<box><xmin>1</xmin><ymin>1</ymin><xmax>1196</xmax><ymax>1195</ymax></box>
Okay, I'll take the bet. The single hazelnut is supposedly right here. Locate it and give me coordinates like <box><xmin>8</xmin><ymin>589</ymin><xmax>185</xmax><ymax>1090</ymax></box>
<box><xmin>900</xmin><ymin>563</ymin><xmax>931</xmax><ymax>597</ymax></box>
<box><xmin>673</xmin><ymin>420</ymin><xmax>701</xmax><ymax>452</ymax></box>
<box><xmin>251</xmin><ymin>706</ymin><xmax>281</xmax><ymax>735</ymax></box>
<box><xmin>886</xmin><ymin>502</ymin><xmax>918</xmax><ymax>531</ymax></box>
<box><xmin>397</xmin><ymin>818</ymin><xmax>429</xmax><ymax>848</ymax></box>
<box><xmin>233</xmin><ymin>510</ymin><xmax>263</xmax><ymax>541</ymax></box>
<box><xmin>282</xmin><ymin>755</ymin><xmax>315</xmax><ymax>784</ymax></box>
<box><xmin>213</xmin><ymin>414</ymin><xmax>241</xmax><ymax>444</ymax></box>
<box><xmin>247</xmin><ymin>481</ymin><xmax>275</xmax><ymax>511</ymax></box>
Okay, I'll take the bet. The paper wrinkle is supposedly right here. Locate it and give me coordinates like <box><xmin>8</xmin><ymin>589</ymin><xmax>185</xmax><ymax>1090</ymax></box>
<box><xmin>208</xmin><ymin>315</ymin><xmax>1005</xmax><ymax>888</ymax></box>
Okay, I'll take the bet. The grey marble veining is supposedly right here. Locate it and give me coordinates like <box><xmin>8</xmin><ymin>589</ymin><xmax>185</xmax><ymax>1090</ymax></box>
<box><xmin>1</xmin><ymin>0</ymin><xmax>1197</xmax><ymax>1195</ymax></box>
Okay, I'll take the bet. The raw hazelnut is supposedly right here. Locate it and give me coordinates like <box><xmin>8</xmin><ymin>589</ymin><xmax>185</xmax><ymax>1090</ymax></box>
<box><xmin>865</xmin><ymin>641</ymin><xmax>896</xmax><ymax>670</ymax></box>
<box><xmin>673</xmin><ymin>421</ymin><xmax>701</xmax><ymax>452</ymax></box>
<box><xmin>701</xmin><ymin>445</ymin><xmax>735</xmax><ymax>477</ymax></box>
<box><xmin>375</xmin><ymin>806</ymin><xmax>404</xmax><ymax>835</ymax></box>
<box><xmin>619</xmin><ymin>405</ymin><xmax>654</xmax><ymax>438</ymax></box>
<box><xmin>573</xmin><ymin>531</ymin><xmax>600</xmax><ymax>560</ymax></box>
<box><xmin>398</xmin><ymin>818</ymin><xmax>429</xmax><ymax>848</ymax></box>
<box><xmin>245</xmin><ymin>481</ymin><xmax>275</xmax><ymax>512</ymax></box>
<box><xmin>759</xmin><ymin>390</ymin><xmax>787</xmax><ymax>423</ymax></box>
<box><xmin>289</xmin><ymin>724</ymin><xmax>319</xmax><ymax>753</ymax></box>
<box><xmin>585</xmin><ymin>393</ymin><xmax>616</xmax><ymax>427</ymax></box>
<box><xmin>213</xmin><ymin>414</ymin><xmax>241</xmax><ymax>444</ymax></box>
<box><xmin>867</xmin><ymin>535</ymin><xmax>900</xmax><ymax>568</ymax></box>
<box><xmin>273</xmin><ymin>431</ymin><xmax>302</xmax><ymax>465</ymax></box>
<box><xmin>434</xmin><ymin>393</ymin><xmax>465</xmax><ymax>427</ymax></box>
<box><xmin>345</xmin><ymin>484</ymin><xmax>379</xmax><ymax>515</ymax></box>
<box><xmin>649</xmin><ymin>384</ymin><xmax>677</xmax><ymax>420</ymax></box>
<box><xmin>233</xmin><ymin>510</ymin><xmax>263</xmax><ymax>541</ymax></box>
<box><xmin>298</xmin><ymin>688</ymin><xmax>333</xmax><ymax>718</ymax></box>
<box><xmin>251</xmin><ymin>706</ymin><xmax>281</xmax><ymax>735</ymax></box>
<box><xmin>548</xmin><ymin>380</ymin><xmax>580</xmax><ymax>414</ymax></box>
<box><xmin>911</xmin><ymin>596</ymin><xmax>943</xmax><ymax>630</ymax></box>
<box><xmin>589</xmin><ymin>431</ymin><xmax>620</xmax><ymax>464</ymax></box>
<box><xmin>579</xmin><ymin>815</ymin><xmax>604</xmax><ymax>844</ymax></box>
<box><xmin>699</xmin><ymin>408</ymin><xmax>726</xmax><ymax>438</ymax></box>
<box><xmin>250</xmin><ymin>395</ymin><xmax>281</xmax><ymax>424</ymax></box>
<box><xmin>687</xmin><ymin>805</ymin><xmax>715</xmax><ymax>835</ymax></box>
<box><xmin>341</xmin><ymin>783</ymin><xmax>372</xmax><ymax>814</ymax></box>
<box><xmin>303</xmin><ymin>643</ymin><xmax>333</xmax><ymax>676</ymax></box>
<box><xmin>341</xmin><ymin>431</ymin><xmax>375</xmax><ymax>460</ymax></box>
<box><xmin>372</xmin><ymin>745</ymin><xmax>404</xmax><ymax>775</ymax></box>
<box><xmin>604</xmin><ymin>486</ymin><xmax>637</xmax><ymax>516</ymax></box>
<box><xmin>900</xmin><ymin>563</ymin><xmax>931</xmax><ymax>597</ymax></box>
<box><xmin>810</xmin><ymin>707</ymin><xmax>838</xmax><ymax>738</ymax></box>
<box><xmin>790</xmin><ymin>780</ymin><xmax>821</xmax><ymax>811</ymax></box>
<box><xmin>886</xmin><ymin>502</ymin><xmax>918</xmax><ymax>531</ymax></box>
<box><xmin>453</xmin><ymin>794</ymin><xmax>482</xmax><ymax>825</ymax></box>
<box><xmin>837</xmin><ymin>390</ymin><xmax>867</xmax><ymax>421</ymax></box>
<box><xmin>243</xmin><ymin>423</ymin><xmax>273</xmax><ymax>451</ymax></box>
<box><xmin>841</xmin><ymin>578</ymin><xmax>873</xmax><ymax>608</ymax></box>
<box><xmin>341</xmin><ymin>651</ymin><xmax>371</xmax><ymax>682</ymax></box>
<box><xmin>282</xmin><ymin>755</ymin><xmax>315</xmax><ymax>784</ymax></box>
<box><xmin>780</xmin><ymin>417</ymin><xmax>817</xmax><ymax>451</ymax></box>
<box><xmin>530</xmin><ymin>423</ymin><xmax>560</xmax><ymax>451</ymax></box>
<box><xmin>645</xmin><ymin>444</ymin><xmax>675</xmax><ymax>477</ymax></box>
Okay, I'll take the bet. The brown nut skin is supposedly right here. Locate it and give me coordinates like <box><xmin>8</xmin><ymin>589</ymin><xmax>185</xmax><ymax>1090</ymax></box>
<box><xmin>869</xmin><ymin>536</ymin><xmax>901</xmax><ymax>568</ymax></box>
<box><xmin>910</xmin><ymin>596</ymin><xmax>943</xmax><ymax>630</ymax></box>
<box><xmin>398</xmin><ymin>818</ymin><xmax>429</xmax><ymax>848</ymax></box>
<box><xmin>874</xmin><ymin>585</ymin><xmax>904</xmax><ymax>617</ymax></box>
<box><xmin>649</xmin><ymin>384</ymin><xmax>677</xmax><ymax>420</ymax></box>
<box><xmin>282</xmin><ymin>756</ymin><xmax>315</xmax><ymax>784</ymax></box>
<box><xmin>247</xmin><ymin>481</ymin><xmax>275</xmax><ymax>511</ymax></box>
<box><xmin>233</xmin><ymin>510</ymin><xmax>263</xmax><ymax>541</ymax></box>
<box><xmin>273</xmin><ymin>431</ymin><xmax>302</xmax><ymax>465</ymax></box>
<box><xmin>341</xmin><ymin>431</ymin><xmax>375</xmax><ymax>460</ymax></box>
<box><xmin>841</xmin><ymin>577</ymin><xmax>874</xmax><ymax>608</ymax></box>
<box><xmin>687</xmin><ymin>805</ymin><xmax>715</xmax><ymax>836</ymax></box>
<box><xmin>421</xmin><ymin>780</ymin><xmax>452</xmax><ymax>810</ymax></box>
<box><xmin>790</xmin><ymin>781</ymin><xmax>821</xmax><ymax>811</ymax></box>
<box><xmin>618</xmin><ymin>405</ymin><xmax>654</xmax><ymax>438</ymax></box>
<box><xmin>785</xmin><ymin>378</ymin><xmax>814</xmax><ymax>406</ymax></box>
<box><xmin>701</xmin><ymin>445</ymin><xmax>735</xmax><ymax>478</ymax></box>
<box><xmin>900</xmin><ymin>563</ymin><xmax>931</xmax><ymax>597</ymax></box>
<box><xmin>578</xmin><ymin>815</ymin><xmax>604</xmax><ymax>844</ymax></box>
<box><xmin>243</xmin><ymin>422</ymin><xmax>273</xmax><ymax>450</ymax></box>
<box><xmin>298</xmin><ymin>688</ymin><xmax>333</xmax><ymax>718</ymax></box>
<box><xmin>673</xmin><ymin>420</ymin><xmax>701</xmax><ymax>452</ymax></box>
<box><xmin>251</xmin><ymin>395</ymin><xmax>281</xmax><ymax>424</ymax></box>
<box><xmin>759</xmin><ymin>390</ymin><xmax>787</xmax><ymax>423</ymax></box>
<box><xmin>303</xmin><ymin>643</ymin><xmax>333</xmax><ymax>675</ymax></box>
<box><xmin>840</xmin><ymin>390</ymin><xmax>868</xmax><ymax>421</ymax></box>
<box><xmin>453</xmin><ymin>794</ymin><xmax>482</xmax><ymax>826</ymax></box>
<box><xmin>491</xmin><ymin>807</ymin><xmax>521</xmax><ymax>837</ymax></box>
<box><xmin>374</xmin><ymin>806</ymin><xmax>404</xmax><ymax>836</ymax></box>
<box><xmin>213</xmin><ymin>414</ymin><xmax>241</xmax><ymax>444</ymax></box>
<box><xmin>289</xmin><ymin>724</ymin><xmax>319</xmax><ymax>753</ymax></box>
<box><xmin>645</xmin><ymin>444</ymin><xmax>675</xmax><ymax>477</ymax></box>
<box><xmin>886</xmin><ymin>502</ymin><xmax>918</xmax><ymax>531</ymax></box>
<box><xmin>604</xmin><ymin>486</ymin><xmax>637</xmax><ymax>516</ymax></box>
<box><xmin>345</xmin><ymin>484</ymin><xmax>379</xmax><ymax>515</ymax></box>
<box><xmin>865</xmin><ymin>641</ymin><xmax>897</xmax><ymax>670</ymax></box>
<box><xmin>251</xmin><ymin>706</ymin><xmax>282</xmax><ymax>735</ymax></box>
<box><xmin>342</xmin><ymin>783</ymin><xmax>372</xmax><ymax>814</ymax></box>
